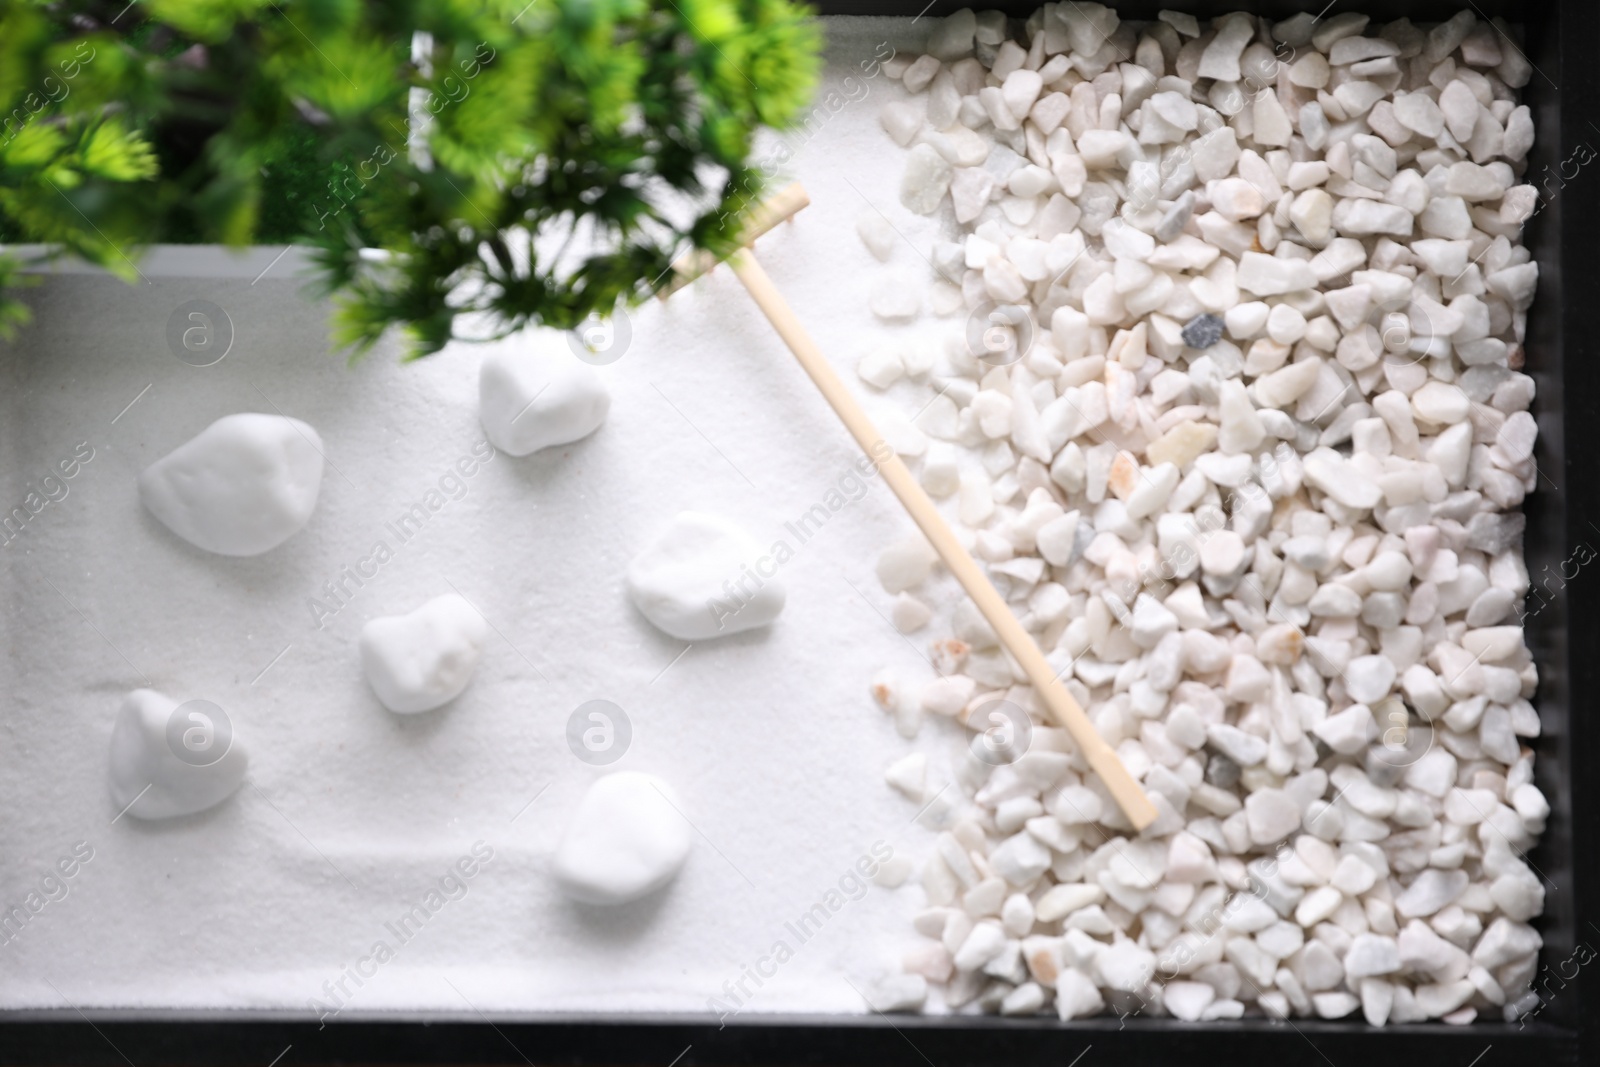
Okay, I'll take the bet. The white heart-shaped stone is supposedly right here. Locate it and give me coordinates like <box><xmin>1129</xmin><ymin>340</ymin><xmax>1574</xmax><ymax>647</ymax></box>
<box><xmin>627</xmin><ymin>511</ymin><xmax>786</xmax><ymax>640</ymax></box>
<box><xmin>479</xmin><ymin>331</ymin><xmax>610</xmax><ymax>457</ymax></box>
<box><xmin>108</xmin><ymin>690</ymin><xmax>248</xmax><ymax>820</ymax></box>
<box><xmin>139</xmin><ymin>412</ymin><xmax>324</xmax><ymax>556</ymax></box>
<box><xmin>360</xmin><ymin>593</ymin><xmax>488</xmax><ymax>713</ymax></box>
<box><xmin>553</xmin><ymin>772</ymin><xmax>693</xmax><ymax>905</ymax></box>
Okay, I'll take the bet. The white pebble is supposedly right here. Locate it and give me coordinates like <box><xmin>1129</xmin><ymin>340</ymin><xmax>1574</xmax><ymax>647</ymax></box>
<box><xmin>857</xmin><ymin>214</ymin><xmax>896</xmax><ymax>260</ymax></box>
<box><xmin>1245</xmin><ymin>788</ymin><xmax>1302</xmax><ymax>844</ymax></box>
<box><xmin>480</xmin><ymin>336</ymin><xmax>610</xmax><ymax>457</ymax></box>
<box><xmin>552</xmin><ymin>772</ymin><xmax>692</xmax><ymax>905</ymax></box>
<box><xmin>139</xmin><ymin>413</ymin><xmax>324</xmax><ymax>556</ymax></box>
<box><xmin>108</xmin><ymin>689</ymin><xmax>249</xmax><ymax>820</ymax></box>
<box><xmin>900</xmin><ymin>144</ymin><xmax>953</xmax><ymax>215</ymax></box>
<box><xmin>627</xmin><ymin>512</ymin><xmax>786</xmax><ymax>640</ymax></box>
<box><xmin>361</xmin><ymin>594</ymin><xmax>487</xmax><ymax>714</ymax></box>
<box><xmin>878</xmin><ymin>537</ymin><xmax>936</xmax><ymax>593</ymax></box>
<box><xmin>863</xmin><ymin>973</ymin><xmax>927</xmax><ymax>1013</ymax></box>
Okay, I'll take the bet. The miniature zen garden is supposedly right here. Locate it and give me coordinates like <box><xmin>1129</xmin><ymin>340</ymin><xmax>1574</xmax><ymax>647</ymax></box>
<box><xmin>0</xmin><ymin>0</ymin><xmax>1551</xmax><ymax>1029</ymax></box>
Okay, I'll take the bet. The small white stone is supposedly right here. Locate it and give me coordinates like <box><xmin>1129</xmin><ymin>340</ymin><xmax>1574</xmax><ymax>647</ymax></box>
<box><xmin>1290</xmin><ymin>188</ymin><xmax>1334</xmax><ymax>243</ymax></box>
<box><xmin>1332</xmin><ymin>199</ymin><xmax>1414</xmax><ymax>237</ymax></box>
<box><xmin>1313</xmin><ymin>704</ymin><xmax>1375</xmax><ymax>754</ymax></box>
<box><xmin>1158</xmin><ymin>10</ymin><xmax>1199</xmax><ymax>37</ymax></box>
<box><xmin>627</xmin><ymin>512</ymin><xmax>786</xmax><ymax>640</ymax></box>
<box><xmin>1296</xmin><ymin>939</ymin><xmax>1344</xmax><ymax>991</ymax></box>
<box><xmin>1331</xmin><ymin>854</ymin><xmax>1379</xmax><ymax>895</ymax></box>
<box><xmin>989</xmin><ymin>832</ymin><xmax>1052</xmax><ymax>886</ymax></box>
<box><xmin>1125</xmin><ymin>463</ymin><xmax>1179</xmax><ymax>519</ymax></box>
<box><xmin>1313</xmin><ymin>991</ymin><xmax>1361</xmax><ymax>1019</ymax></box>
<box><xmin>1150</xmin><ymin>91</ymin><xmax>1199</xmax><ymax>131</ymax></box>
<box><xmin>139</xmin><ymin>412</ymin><xmax>325</xmax><ymax>556</ymax></box>
<box><xmin>1345</xmin><ymin>655</ymin><xmax>1398</xmax><ymax>704</ymax></box>
<box><xmin>1254</xmin><ymin>91</ymin><xmax>1294</xmax><ymax>147</ymax></box>
<box><xmin>1497</xmin><ymin>411</ymin><xmax>1537</xmax><ymax>461</ymax></box>
<box><xmin>856</xmin><ymin>214</ymin><xmax>896</xmax><ymax>261</ymax></box>
<box><xmin>892</xmin><ymin>593</ymin><xmax>933</xmax><ymax>633</ymax></box>
<box><xmin>1332</xmin><ymin>80</ymin><xmax>1385</xmax><ymax>118</ymax></box>
<box><xmin>1036</xmin><ymin>512</ymin><xmax>1081</xmax><ymax>567</ymax></box>
<box><xmin>1255</xmin><ymin>358</ymin><xmax>1321</xmax><ymax>409</ymax></box>
<box><xmin>921</xmin><ymin>675</ymin><xmax>975</xmax><ymax>717</ymax></box>
<box><xmin>878</xmin><ymin>537</ymin><xmax>937</xmax><ymax>593</ymax></box>
<box><xmin>954</xmin><ymin>921</ymin><xmax>1007</xmax><ymax>971</ymax></box>
<box><xmin>1395</xmin><ymin>869</ymin><xmax>1469</xmax><ymax>918</ymax></box>
<box><xmin>950</xmin><ymin>166</ymin><xmax>996</xmax><ymax>224</ymax></box>
<box><xmin>879</xmin><ymin>100</ymin><xmax>925</xmax><ymax>148</ymax></box>
<box><xmin>1245</xmin><ymin>787</ymin><xmax>1303</xmax><ymax>844</ymax></box>
<box><xmin>901</xmin><ymin>143</ymin><xmax>954</xmax><ymax>215</ymax></box>
<box><xmin>864</xmin><ymin>973</ymin><xmax>928</xmax><ymax>1013</ymax></box>
<box><xmin>1393</xmin><ymin>91</ymin><xmax>1444</xmax><ymax>138</ymax></box>
<box><xmin>1198</xmin><ymin>13</ymin><xmax>1254</xmax><ymax>82</ymax></box>
<box><xmin>1210</xmin><ymin>178</ymin><xmax>1267</xmax><ymax>221</ymax></box>
<box><xmin>108</xmin><ymin>689</ymin><xmax>249</xmax><ymax>820</ymax></box>
<box><xmin>1200</xmin><ymin>529</ymin><xmax>1246</xmax><ymax>577</ymax></box>
<box><xmin>361</xmin><ymin>594</ymin><xmax>488</xmax><ymax>714</ymax></box>
<box><xmin>1303</xmin><ymin>449</ymin><xmax>1383</xmax><ymax>509</ymax></box>
<box><xmin>1265</xmin><ymin>305</ymin><xmax>1308</xmax><ymax>346</ymax></box>
<box><xmin>906</xmin><ymin>55</ymin><xmax>946</xmax><ymax>94</ymax></box>
<box><xmin>1056</xmin><ymin>968</ymin><xmax>1105</xmax><ymax>1020</ymax></box>
<box><xmin>1288</xmin><ymin>51</ymin><xmax>1331</xmax><ymax>88</ymax></box>
<box><xmin>1295</xmin><ymin>885</ymin><xmax>1344</xmax><ymax>927</ymax></box>
<box><xmin>1129</xmin><ymin>593</ymin><xmax>1179</xmax><ymax>648</ymax></box>
<box><xmin>1473</xmin><ymin>917</ymin><xmax>1542</xmax><ymax>969</ymax></box>
<box><xmin>1002</xmin><ymin>892</ymin><xmax>1036</xmax><ymax>938</ymax></box>
<box><xmin>926</xmin><ymin>9</ymin><xmax>977</xmax><ymax>59</ymax></box>
<box><xmin>874</xmin><ymin>855</ymin><xmax>915</xmax><ymax>889</ymax></box>
<box><xmin>1237</xmin><ymin>252</ymin><xmax>1316</xmax><ymax>296</ymax></box>
<box><xmin>858</xmin><ymin>347</ymin><xmax>906</xmax><ymax>389</ymax></box>
<box><xmin>1164</xmin><ymin>980</ymin><xmax>1217</xmax><ymax>1021</ymax></box>
<box><xmin>1420</xmin><ymin>195</ymin><xmax>1473</xmax><ymax>239</ymax></box>
<box><xmin>922</xmin><ymin>443</ymin><xmax>960</xmax><ymax>497</ymax></box>
<box><xmin>1036</xmin><ymin>883</ymin><xmax>1106</xmax><ymax>922</ymax></box>
<box><xmin>481</xmin><ymin>332</ymin><xmax>612</xmax><ymax>458</ymax></box>
<box><xmin>1103</xmin><ymin>219</ymin><xmax>1155</xmax><ymax>261</ymax></box>
<box><xmin>1226</xmin><ymin>301</ymin><xmax>1270</xmax><ymax>339</ymax></box>
<box><xmin>1094</xmin><ymin>938</ymin><xmax>1155</xmax><ymax>993</ymax></box>
<box><xmin>1217</xmin><ymin>380</ymin><xmax>1266</xmax><ymax>453</ymax></box>
<box><xmin>1440</xmin><ymin>81</ymin><xmax>1480</xmax><ymax>142</ymax></box>
<box><xmin>1001</xmin><ymin>69</ymin><xmax>1043</xmax><ymax>122</ymax></box>
<box><xmin>1460</xmin><ymin>626</ymin><xmax>1524</xmax><ymax>663</ymax></box>
<box><xmin>1446</xmin><ymin>161</ymin><xmax>1510</xmax><ymax>201</ymax></box>
<box><xmin>1222</xmin><ymin>894</ymin><xmax>1279</xmax><ymax>934</ymax></box>
<box><xmin>552</xmin><ymin>772</ymin><xmax>693</xmax><ymax>905</ymax></box>
<box><xmin>1258</xmin><ymin>920</ymin><xmax>1305</xmax><ymax>959</ymax></box>
<box><xmin>1209</xmin><ymin>724</ymin><xmax>1268</xmax><ymax>766</ymax></box>
<box><xmin>1308</xmin><ymin>583</ymin><xmax>1361</xmax><ymax>617</ymax></box>
<box><xmin>1412</xmin><ymin>382</ymin><xmax>1470</xmax><ymax>424</ymax></box>
<box><xmin>885</xmin><ymin>753</ymin><xmax>927</xmax><ymax>800</ymax></box>
<box><xmin>1345</xmin><ymin>934</ymin><xmax>1401</xmax><ymax>978</ymax></box>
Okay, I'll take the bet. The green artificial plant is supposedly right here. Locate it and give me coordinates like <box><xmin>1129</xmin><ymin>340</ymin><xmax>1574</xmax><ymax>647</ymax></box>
<box><xmin>0</xmin><ymin>0</ymin><xmax>821</xmax><ymax>356</ymax></box>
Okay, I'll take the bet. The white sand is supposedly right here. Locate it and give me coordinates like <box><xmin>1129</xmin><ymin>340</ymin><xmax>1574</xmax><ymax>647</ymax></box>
<box><xmin>0</xmin><ymin>18</ymin><xmax>969</xmax><ymax>1016</ymax></box>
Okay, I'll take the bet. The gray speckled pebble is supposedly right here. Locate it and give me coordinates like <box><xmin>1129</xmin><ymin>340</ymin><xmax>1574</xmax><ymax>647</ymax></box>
<box><xmin>1182</xmin><ymin>313</ymin><xmax>1225</xmax><ymax>349</ymax></box>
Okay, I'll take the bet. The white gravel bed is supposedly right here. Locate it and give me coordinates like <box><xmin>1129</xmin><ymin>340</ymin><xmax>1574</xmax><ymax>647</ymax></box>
<box><xmin>853</xmin><ymin>5</ymin><xmax>1547</xmax><ymax>1026</ymax></box>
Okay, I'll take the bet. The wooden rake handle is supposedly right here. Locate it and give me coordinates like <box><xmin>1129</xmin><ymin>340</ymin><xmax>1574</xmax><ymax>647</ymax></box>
<box><xmin>668</xmin><ymin>184</ymin><xmax>1157</xmax><ymax>831</ymax></box>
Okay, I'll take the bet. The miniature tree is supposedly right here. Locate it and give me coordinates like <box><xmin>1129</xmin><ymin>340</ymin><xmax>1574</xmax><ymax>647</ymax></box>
<box><xmin>0</xmin><ymin>0</ymin><xmax>820</xmax><ymax>356</ymax></box>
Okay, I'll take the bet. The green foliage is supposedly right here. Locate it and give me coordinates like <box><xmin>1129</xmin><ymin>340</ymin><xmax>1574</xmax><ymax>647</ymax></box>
<box><xmin>0</xmin><ymin>0</ymin><xmax>821</xmax><ymax>357</ymax></box>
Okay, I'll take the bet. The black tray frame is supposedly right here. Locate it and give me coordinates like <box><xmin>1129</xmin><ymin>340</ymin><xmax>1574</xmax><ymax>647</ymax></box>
<box><xmin>4</xmin><ymin>1</ymin><xmax>1594</xmax><ymax>1063</ymax></box>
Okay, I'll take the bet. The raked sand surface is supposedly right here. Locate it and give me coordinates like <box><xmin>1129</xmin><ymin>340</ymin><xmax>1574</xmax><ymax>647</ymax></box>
<box><xmin>0</xmin><ymin>17</ymin><xmax>952</xmax><ymax>1015</ymax></box>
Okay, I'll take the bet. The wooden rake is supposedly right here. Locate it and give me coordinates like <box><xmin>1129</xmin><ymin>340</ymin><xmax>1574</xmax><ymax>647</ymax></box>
<box><xmin>660</xmin><ymin>182</ymin><xmax>1157</xmax><ymax>832</ymax></box>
